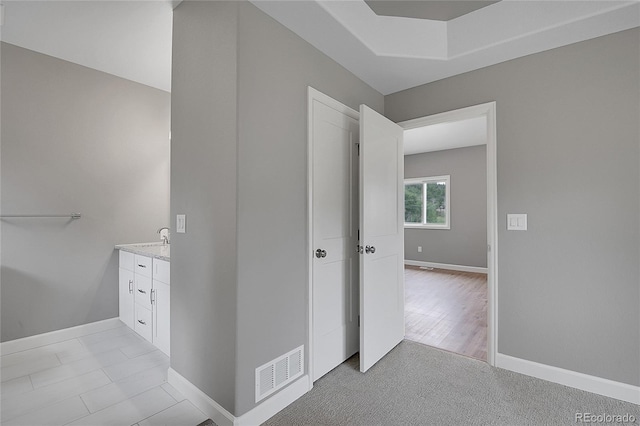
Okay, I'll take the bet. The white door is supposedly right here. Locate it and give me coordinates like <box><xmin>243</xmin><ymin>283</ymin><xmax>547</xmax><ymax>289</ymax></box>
<box><xmin>358</xmin><ymin>105</ymin><xmax>405</xmax><ymax>373</ymax></box>
<box><xmin>311</xmin><ymin>97</ymin><xmax>360</xmax><ymax>381</ymax></box>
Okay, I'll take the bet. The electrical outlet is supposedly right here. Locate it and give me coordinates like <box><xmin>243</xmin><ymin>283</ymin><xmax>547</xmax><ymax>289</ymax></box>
<box><xmin>418</xmin><ymin>246</ymin><xmax>422</xmax><ymax>253</ymax></box>
<box><xmin>176</xmin><ymin>214</ymin><xmax>186</xmax><ymax>233</ymax></box>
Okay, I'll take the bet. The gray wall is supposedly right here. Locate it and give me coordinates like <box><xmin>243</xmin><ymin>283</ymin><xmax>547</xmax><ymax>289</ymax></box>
<box><xmin>235</xmin><ymin>2</ymin><xmax>383</xmax><ymax>415</ymax></box>
<box><xmin>170</xmin><ymin>2</ymin><xmax>239</xmax><ymax>412</ymax></box>
<box><xmin>386</xmin><ymin>28</ymin><xmax>640</xmax><ymax>386</ymax></box>
<box><xmin>1</xmin><ymin>42</ymin><xmax>170</xmax><ymax>342</ymax></box>
<box><xmin>404</xmin><ymin>145</ymin><xmax>487</xmax><ymax>268</ymax></box>
<box><xmin>170</xmin><ymin>0</ymin><xmax>383</xmax><ymax>417</ymax></box>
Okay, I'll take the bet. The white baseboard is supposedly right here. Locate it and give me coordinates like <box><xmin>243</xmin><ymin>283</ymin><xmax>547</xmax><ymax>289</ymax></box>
<box><xmin>168</xmin><ymin>368</ymin><xmax>310</xmax><ymax>426</ymax></box>
<box><xmin>236</xmin><ymin>374</ymin><xmax>310</xmax><ymax>426</ymax></box>
<box><xmin>0</xmin><ymin>317</ymin><xmax>122</xmax><ymax>356</ymax></box>
<box><xmin>404</xmin><ymin>259</ymin><xmax>487</xmax><ymax>274</ymax></box>
<box><xmin>168</xmin><ymin>368</ymin><xmax>235</xmax><ymax>426</ymax></box>
<box><xmin>496</xmin><ymin>353</ymin><xmax>640</xmax><ymax>405</ymax></box>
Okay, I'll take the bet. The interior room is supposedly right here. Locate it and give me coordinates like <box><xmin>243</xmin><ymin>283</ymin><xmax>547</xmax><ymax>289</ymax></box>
<box><xmin>1</xmin><ymin>1</ymin><xmax>638</xmax><ymax>425</ymax></box>
<box><xmin>402</xmin><ymin>116</ymin><xmax>488</xmax><ymax>361</ymax></box>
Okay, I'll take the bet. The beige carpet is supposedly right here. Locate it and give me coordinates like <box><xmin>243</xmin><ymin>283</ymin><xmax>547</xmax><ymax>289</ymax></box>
<box><xmin>263</xmin><ymin>340</ymin><xmax>639</xmax><ymax>425</ymax></box>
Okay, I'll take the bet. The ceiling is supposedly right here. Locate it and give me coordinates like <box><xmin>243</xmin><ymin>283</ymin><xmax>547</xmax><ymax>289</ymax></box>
<box><xmin>404</xmin><ymin>116</ymin><xmax>486</xmax><ymax>155</ymax></box>
<box><xmin>365</xmin><ymin>1</ymin><xmax>501</xmax><ymax>22</ymax></box>
<box><xmin>252</xmin><ymin>0</ymin><xmax>640</xmax><ymax>94</ymax></box>
<box><xmin>0</xmin><ymin>1</ymin><xmax>175</xmax><ymax>92</ymax></box>
<box><xmin>0</xmin><ymin>1</ymin><xmax>638</xmax><ymax>95</ymax></box>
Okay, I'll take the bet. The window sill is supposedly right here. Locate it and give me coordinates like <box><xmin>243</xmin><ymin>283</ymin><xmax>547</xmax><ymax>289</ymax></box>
<box><xmin>404</xmin><ymin>224</ymin><xmax>450</xmax><ymax>230</ymax></box>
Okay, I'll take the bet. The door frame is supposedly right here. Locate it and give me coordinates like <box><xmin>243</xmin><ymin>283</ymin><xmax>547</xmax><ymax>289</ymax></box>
<box><xmin>397</xmin><ymin>102</ymin><xmax>498</xmax><ymax>366</ymax></box>
<box><xmin>306</xmin><ymin>87</ymin><xmax>360</xmax><ymax>386</ymax></box>
<box><xmin>307</xmin><ymin>92</ymin><xmax>498</xmax><ymax>386</ymax></box>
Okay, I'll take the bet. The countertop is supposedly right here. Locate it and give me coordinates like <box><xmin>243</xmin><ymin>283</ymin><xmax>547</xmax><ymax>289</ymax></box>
<box><xmin>115</xmin><ymin>242</ymin><xmax>170</xmax><ymax>261</ymax></box>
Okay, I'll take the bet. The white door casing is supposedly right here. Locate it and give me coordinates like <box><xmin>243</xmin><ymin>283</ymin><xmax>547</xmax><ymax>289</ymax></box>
<box><xmin>358</xmin><ymin>105</ymin><xmax>405</xmax><ymax>373</ymax></box>
<box><xmin>310</xmin><ymin>92</ymin><xmax>360</xmax><ymax>381</ymax></box>
<box><xmin>397</xmin><ymin>101</ymin><xmax>498</xmax><ymax>366</ymax></box>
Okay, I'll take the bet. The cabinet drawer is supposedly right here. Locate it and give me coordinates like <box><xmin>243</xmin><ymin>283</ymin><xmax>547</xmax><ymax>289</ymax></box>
<box><xmin>119</xmin><ymin>250</ymin><xmax>135</xmax><ymax>272</ymax></box>
<box><xmin>135</xmin><ymin>274</ymin><xmax>153</xmax><ymax>310</ymax></box>
<box><xmin>134</xmin><ymin>305</ymin><xmax>153</xmax><ymax>343</ymax></box>
<box><xmin>134</xmin><ymin>255</ymin><xmax>152</xmax><ymax>277</ymax></box>
<box><xmin>153</xmin><ymin>259</ymin><xmax>170</xmax><ymax>285</ymax></box>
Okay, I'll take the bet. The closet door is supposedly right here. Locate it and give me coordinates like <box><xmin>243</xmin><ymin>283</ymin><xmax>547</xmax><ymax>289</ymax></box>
<box><xmin>358</xmin><ymin>105</ymin><xmax>405</xmax><ymax>373</ymax></box>
<box><xmin>311</xmin><ymin>94</ymin><xmax>360</xmax><ymax>381</ymax></box>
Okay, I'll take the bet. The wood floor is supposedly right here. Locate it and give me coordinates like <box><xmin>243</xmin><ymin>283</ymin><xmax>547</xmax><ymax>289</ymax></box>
<box><xmin>404</xmin><ymin>265</ymin><xmax>487</xmax><ymax>361</ymax></box>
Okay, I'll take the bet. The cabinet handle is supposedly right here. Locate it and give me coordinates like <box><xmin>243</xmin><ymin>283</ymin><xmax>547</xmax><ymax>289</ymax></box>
<box><xmin>128</xmin><ymin>280</ymin><xmax>133</xmax><ymax>293</ymax></box>
<box><xmin>138</xmin><ymin>289</ymin><xmax>146</xmax><ymax>294</ymax></box>
<box><xmin>137</xmin><ymin>319</ymin><xmax>146</xmax><ymax>325</ymax></box>
<box><xmin>138</xmin><ymin>264</ymin><xmax>146</xmax><ymax>268</ymax></box>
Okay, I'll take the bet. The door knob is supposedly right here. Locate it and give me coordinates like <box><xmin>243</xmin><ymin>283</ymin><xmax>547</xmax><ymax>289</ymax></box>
<box><xmin>356</xmin><ymin>245</ymin><xmax>363</xmax><ymax>254</ymax></box>
<box><xmin>315</xmin><ymin>249</ymin><xmax>327</xmax><ymax>258</ymax></box>
<box><xmin>365</xmin><ymin>245</ymin><xmax>376</xmax><ymax>254</ymax></box>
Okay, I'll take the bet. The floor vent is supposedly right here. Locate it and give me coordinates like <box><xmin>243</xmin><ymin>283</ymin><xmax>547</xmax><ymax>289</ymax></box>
<box><xmin>255</xmin><ymin>345</ymin><xmax>304</xmax><ymax>403</ymax></box>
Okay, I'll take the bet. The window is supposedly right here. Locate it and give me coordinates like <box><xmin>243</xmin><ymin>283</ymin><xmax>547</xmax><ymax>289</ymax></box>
<box><xmin>404</xmin><ymin>175</ymin><xmax>450</xmax><ymax>229</ymax></box>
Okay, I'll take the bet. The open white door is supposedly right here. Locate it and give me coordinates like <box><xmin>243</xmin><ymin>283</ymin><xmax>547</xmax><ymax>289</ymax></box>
<box><xmin>310</xmin><ymin>92</ymin><xmax>360</xmax><ymax>381</ymax></box>
<box><xmin>359</xmin><ymin>105</ymin><xmax>405</xmax><ymax>373</ymax></box>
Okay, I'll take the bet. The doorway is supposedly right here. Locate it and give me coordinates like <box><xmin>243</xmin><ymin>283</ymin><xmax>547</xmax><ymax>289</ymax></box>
<box><xmin>398</xmin><ymin>103</ymin><xmax>498</xmax><ymax>365</ymax></box>
<box><xmin>307</xmin><ymin>88</ymin><xmax>405</xmax><ymax>383</ymax></box>
<box><xmin>307</xmin><ymin>94</ymin><xmax>497</xmax><ymax>388</ymax></box>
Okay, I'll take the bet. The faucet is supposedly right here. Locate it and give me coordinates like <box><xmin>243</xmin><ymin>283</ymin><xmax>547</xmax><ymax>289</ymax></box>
<box><xmin>157</xmin><ymin>227</ymin><xmax>170</xmax><ymax>245</ymax></box>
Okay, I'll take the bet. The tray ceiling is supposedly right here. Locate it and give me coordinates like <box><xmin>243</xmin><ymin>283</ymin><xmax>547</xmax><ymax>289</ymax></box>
<box><xmin>365</xmin><ymin>1</ymin><xmax>501</xmax><ymax>22</ymax></box>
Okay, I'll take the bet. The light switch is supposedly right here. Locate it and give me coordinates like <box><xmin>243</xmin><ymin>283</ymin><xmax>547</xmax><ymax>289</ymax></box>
<box><xmin>176</xmin><ymin>214</ymin><xmax>186</xmax><ymax>233</ymax></box>
<box><xmin>507</xmin><ymin>214</ymin><xmax>527</xmax><ymax>231</ymax></box>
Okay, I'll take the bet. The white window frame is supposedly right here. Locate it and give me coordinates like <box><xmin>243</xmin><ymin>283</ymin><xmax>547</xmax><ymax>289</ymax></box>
<box><xmin>404</xmin><ymin>175</ymin><xmax>451</xmax><ymax>230</ymax></box>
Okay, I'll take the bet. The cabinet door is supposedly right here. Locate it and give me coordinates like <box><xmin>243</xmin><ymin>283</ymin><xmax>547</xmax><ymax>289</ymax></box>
<box><xmin>153</xmin><ymin>259</ymin><xmax>170</xmax><ymax>285</ymax></box>
<box><xmin>118</xmin><ymin>268</ymin><xmax>135</xmax><ymax>329</ymax></box>
<box><xmin>119</xmin><ymin>250</ymin><xmax>135</xmax><ymax>272</ymax></box>
<box><xmin>153</xmin><ymin>280</ymin><xmax>170</xmax><ymax>356</ymax></box>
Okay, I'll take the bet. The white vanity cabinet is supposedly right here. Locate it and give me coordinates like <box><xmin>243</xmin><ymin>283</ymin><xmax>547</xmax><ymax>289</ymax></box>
<box><xmin>118</xmin><ymin>251</ymin><xmax>135</xmax><ymax>329</ymax></box>
<box><xmin>152</xmin><ymin>259</ymin><xmax>170</xmax><ymax>356</ymax></box>
<box><xmin>117</xmin><ymin>247</ymin><xmax>170</xmax><ymax>356</ymax></box>
<box><xmin>133</xmin><ymin>254</ymin><xmax>154</xmax><ymax>343</ymax></box>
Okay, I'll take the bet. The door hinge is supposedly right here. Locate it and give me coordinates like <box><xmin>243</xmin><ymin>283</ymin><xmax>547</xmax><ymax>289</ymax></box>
<box><xmin>356</xmin><ymin>143</ymin><xmax>360</xmax><ymax>156</ymax></box>
<box><xmin>357</xmin><ymin>229</ymin><xmax>360</xmax><ymax>240</ymax></box>
<box><xmin>358</xmin><ymin>315</ymin><xmax>360</xmax><ymax>327</ymax></box>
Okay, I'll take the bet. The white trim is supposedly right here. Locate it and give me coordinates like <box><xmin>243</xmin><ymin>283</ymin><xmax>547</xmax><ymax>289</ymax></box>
<box><xmin>400</xmin><ymin>103</ymin><xmax>495</xmax><ymax>130</ymax></box>
<box><xmin>237</xmin><ymin>375</ymin><xmax>310</xmax><ymax>426</ymax></box>
<box><xmin>168</xmin><ymin>368</ymin><xmax>310</xmax><ymax>426</ymax></box>
<box><xmin>404</xmin><ymin>260</ymin><xmax>487</xmax><ymax>275</ymax></box>
<box><xmin>0</xmin><ymin>318</ymin><xmax>122</xmax><ymax>356</ymax></box>
<box><xmin>486</xmin><ymin>102</ymin><xmax>498</xmax><ymax>367</ymax></box>
<box><xmin>496</xmin><ymin>353</ymin><xmax>640</xmax><ymax>405</ymax></box>
<box><xmin>168</xmin><ymin>368</ymin><xmax>235</xmax><ymax>426</ymax></box>
<box><xmin>307</xmin><ymin>87</ymin><xmax>360</xmax><ymax>385</ymax></box>
<box><xmin>398</xmin><ymin>101</ymin><xmax>498</xmax><ymax>367</ymax></box>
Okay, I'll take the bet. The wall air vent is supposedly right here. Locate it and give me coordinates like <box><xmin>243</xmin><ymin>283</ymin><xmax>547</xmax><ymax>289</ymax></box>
<box><xmin>255</xmin><ymin>345</ymin><xmax>304</xmax><ymax>403</ymax></box>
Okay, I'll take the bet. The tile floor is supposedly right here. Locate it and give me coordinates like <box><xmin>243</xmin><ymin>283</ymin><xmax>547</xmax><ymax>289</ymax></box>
<box><xmin>1</xmin><ymin>323</ymin><xmax>209</xmax><ymax>426</ymax></box>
